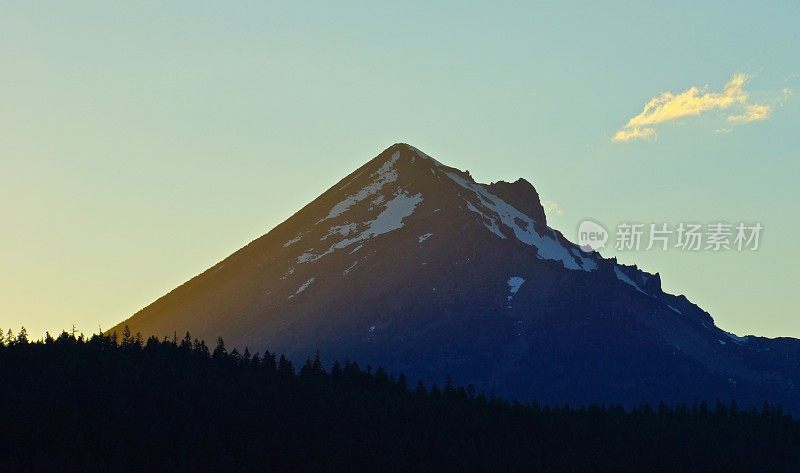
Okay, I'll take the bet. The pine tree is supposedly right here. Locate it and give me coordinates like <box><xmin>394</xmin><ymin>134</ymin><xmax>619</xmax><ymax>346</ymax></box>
<box><xmin>16</xmin><ymin>327</ymin><xmax>28</xmax><ymax>345</ymax></box>
<box><xmin>122</xmin><ymin>325</ymin><xmax>132</xmax><ymax>347</ymax></box>
<box><xmin>193</xmin><ymin>339</ymin><xmax>210</xmax><ymax>356</ymax></box>
<box><xmin>230</xmin><ymin>348</ymin><xmax>241</xmax><ymax>363</ymax></box>
<box><xmin>146</xmin><ymin>335</ymin><xmax>159</xmax><ymax>349</ymax></box>
<box><xmin>213</xmin><ymin>337</ymin><xmax>227</xmax><ymax>360</ymax></box>
<box><xmin>278</xmin><ymin>355</ymin><xmax>294</xmax><ymax>378</ymax></box>
<box><xmin>375</xmin><ymin>367</ymin><xmax>388</xmax><ymax>385</ymax></box>
<box><xmin>180</xmin><ymin>332</ymin><xmax>192</xmax><ymax>350</ymax></box>
<box><xmin>331</xmin><ymin>361</ymin><xmax>342</xmax><ymax>379</ymax></box>
<box><xmin>312</xmin><ymin>350</ymin><xmax>322</xmax><ymax>372</ymax></box>
<box><xmin>444</xmin><ymin>375</ymin><xmax>454</xmax><ymax>395</ymax></box>
<box><xmin>262</xmin><ymin>350</ymin><xmax>277</xmax><ymax>373</ymax></box>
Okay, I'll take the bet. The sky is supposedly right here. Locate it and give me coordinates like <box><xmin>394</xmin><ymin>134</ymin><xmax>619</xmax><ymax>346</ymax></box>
<box><xmin>2</xmin><ymin>1</ymin><xmax>799</xmax><ymax>339</ymax></box>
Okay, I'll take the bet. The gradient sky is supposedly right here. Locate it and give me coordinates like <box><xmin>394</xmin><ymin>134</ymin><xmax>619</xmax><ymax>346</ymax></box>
<box><xmin>2</xmin><ymin>1</ymin><xmax>799</xmax><ymax>339</ymax></box>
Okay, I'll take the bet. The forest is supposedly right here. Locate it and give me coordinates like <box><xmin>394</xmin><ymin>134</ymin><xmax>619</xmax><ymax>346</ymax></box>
<box><xmin>1</xmin><ymin>327</ymin><xmax>798</xmax><ymax>472</ymax></box>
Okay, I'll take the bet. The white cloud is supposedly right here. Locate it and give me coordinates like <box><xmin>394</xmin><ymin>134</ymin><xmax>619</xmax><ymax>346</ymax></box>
<box><xmin>543</xmin><ymin>200</ymin><xmax>564</xmax><ymax>216</ymax></box>
<box><xmin>614</xmin><ymin>73</ymin><xmax>774</xmax><ymax>142</ymax></box>
<box><xmin>613</xmin><ymin>127</ymin><xmax>656</xmax><ymax>143</ymax></box>
<box><xmin>780</xmin><ymin>87</ymin><xmax>793</xmax><ymax>106</ymax></box>
<box><xmin>727</xmin><ymin>104</ymin><xmax>771</xmax><ymax>123</ymax></box>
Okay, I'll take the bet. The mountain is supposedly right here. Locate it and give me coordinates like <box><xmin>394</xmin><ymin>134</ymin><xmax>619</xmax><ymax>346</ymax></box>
<box><xmin>113</xmin><ymin>143</ymin><xmax>800</xmax><ymax>411</ymax></box>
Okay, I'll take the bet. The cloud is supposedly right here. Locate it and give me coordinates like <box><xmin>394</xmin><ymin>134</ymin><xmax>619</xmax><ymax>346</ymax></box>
<box><xmin>727</xmin><ymin>103</ymin><xmax>771</xmax><ymax>123</ymax></box>
<box><xmin>543</xmin><ymin>200</ymin><xmax>564</xmax><ymax>216</ymax></box>
<box><xmin>781</xmin><ymin>87</ymin><xmax>793</xmax><ymax>105</ymax></box>
<box><xmin>627</xmin><ymin>73</ymin><xmax>748</xmax><ymax>127</ymax></box>
<box><xmin>613</xmin><ymin>127</ymin><xmax>656</xmax><ymax>143</ymax></box>
<box><xmin>613</xmin><ymin>73</ymin><xmax>773</xmax><ymax>142</ymax></box>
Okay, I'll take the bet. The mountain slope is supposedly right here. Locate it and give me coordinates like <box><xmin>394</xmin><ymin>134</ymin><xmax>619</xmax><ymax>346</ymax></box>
<box><xmin>113</xmin><ymin>143</ymin><xmax>800</xmax><ymax>411</ymax></box>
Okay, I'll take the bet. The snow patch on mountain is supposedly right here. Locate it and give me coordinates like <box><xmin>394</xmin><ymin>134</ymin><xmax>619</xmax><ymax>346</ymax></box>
<box><xmin>614</xmin><ymin>266</ymin><xmax>647</xmax><ymax>294</ymax></box>
<box><xmin>465</xmin><ymin>201</ymin><xmax>505</xmax><ymax>238</ymax></box>
<box><xmin>297</xmin><ymin>252</ymin><xmax>315</xmax><ymax>263</ymax></box>
<box><xmin>507</xmin><ymin>277</ymin><xmax>525</xmax><ymax>294</ymax></box>
<box><xmin>298</xmin><ymin>191</ymin><xmax>424</xmax><ymax>264</ymax></box>
<box><xmin>446</xmin><ymin>171</ymin><xmax>593</xmax><ymax>271</ymax></box>
<box><xmin>288</xmin><ymin>277</ymin><xmax>315</xmax><ymax>299</ymax></box>
<box><xmin>283</xmin><ymin>234</ymin><xmax>302</xmax><ymax>248</ymax></box>
<box><xmin>570</xmin><ymin>248</ymin><xmax>598</xmax><ymax>271</ymax></box>
<box><xmin>366</xmin><ymin>191</ymin><xmax>423</xmax><ymax>235</ymax></box>
<box><xmin>322</xmin><ymin>223</ymin><xmax>357</xmax><ymax>240</ymax></box>
<box><xmin>418</xmin><ymin>233</ymin><xmax>433</xmax><ymax>243</ymax></box>
<box><xmin>342</xmin><ymin>261</ymin><xmax>358</xmax><ymax>275</ymax></box>
<box><xmin>323</xmin><ymin>151</ymin><xmax>401</xmax><ymax>220</ymax></box>
<box><xmin>507</xmin><ymin>276</ymin><xmax>525</xmax><ymax>308</ymax></box>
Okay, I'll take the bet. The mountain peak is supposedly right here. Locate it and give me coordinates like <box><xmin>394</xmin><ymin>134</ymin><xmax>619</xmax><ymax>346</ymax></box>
<box><xmin>485</xmin><ymin>178</ymin><xmax>547</xmax><ymax>229</ymax></box>
<box><xmin>112</xmin><ymin>143</ymin><xmax>800</xmax><ymax>414</ymax></box>
<box><xmin>371</xmin><ymin>143</ymin><xmax>547</xmax><ymax>227</ymax></box>
<box><xmin>376</xmin><ymin>142</ymin><xmax>436</xmax><ymax>162</ymax></box>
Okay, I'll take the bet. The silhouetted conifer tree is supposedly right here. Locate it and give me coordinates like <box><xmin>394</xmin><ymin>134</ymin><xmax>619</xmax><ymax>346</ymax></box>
<box><xmin>121</xmin><ymin>325</ymin><xmax>132</xmax><ymax>347</ymax></box>
<box><xmin>180</xmin><ymin>332</ymin><xmax>192</xmax><ymax>350</ymax></box>
<box><xmin>213</xmin><ymin>337</ymin><xmax>227</xmax><ymax>360</ymax></box>
<box><xmin>278</xmin><ymin>354</ymin><xmax>294</xmax><ymax>378</ymax></box>
<box><xmin>16</xmin><ymin>327</ymin><xmax>28</xmax><ymax>344</ymax></box>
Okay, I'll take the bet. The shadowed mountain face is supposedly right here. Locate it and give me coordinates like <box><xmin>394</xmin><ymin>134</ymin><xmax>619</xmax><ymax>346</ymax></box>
<box><xmin>113</xmin><ymin>143</ymin><xmax>800</xmax><ymax>411</ymax></box>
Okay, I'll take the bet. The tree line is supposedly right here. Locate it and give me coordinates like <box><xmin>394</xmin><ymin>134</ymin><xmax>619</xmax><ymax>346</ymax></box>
<box><xmin>1</xmin><ymin>326</ymin><xmax>798</xmax><ymax>472</ymax></box>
